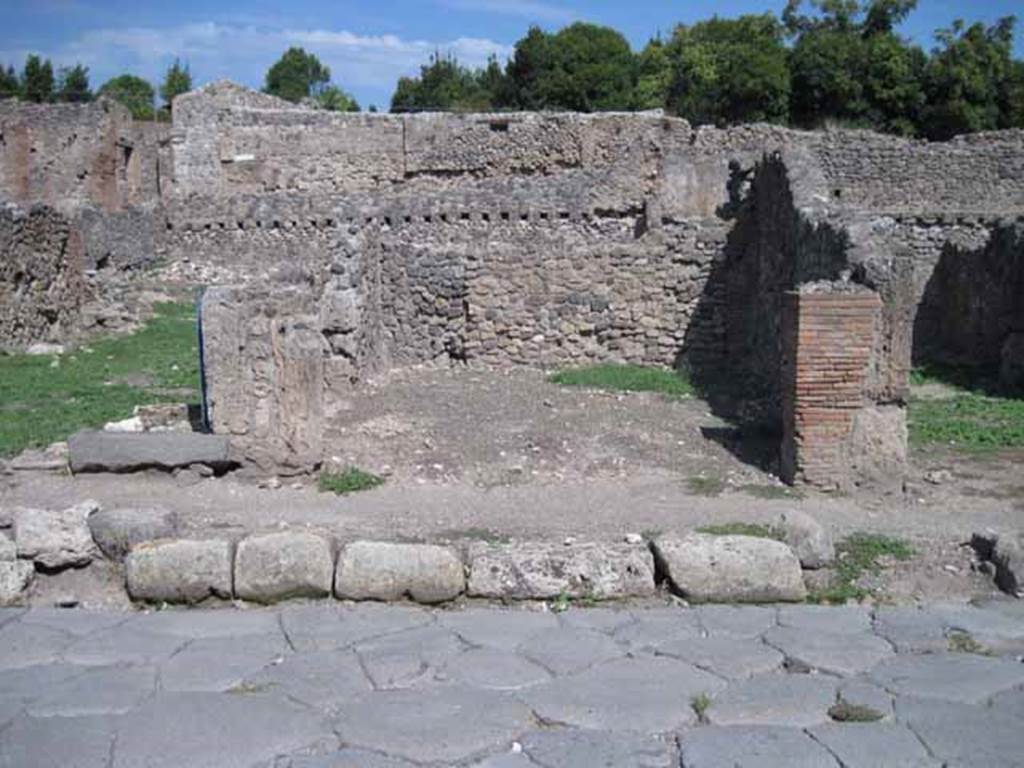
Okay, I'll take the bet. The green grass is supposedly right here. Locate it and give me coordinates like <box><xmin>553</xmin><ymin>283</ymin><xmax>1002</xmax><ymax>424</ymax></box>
<box><xmin>909</xmin><ymin>363</ymin><xmax>1024</xmax><ymax>449</ymax></box>
<box><xmin>691</xmin><ymin>692</ymin><xmax>712</xmax><ymax>724</ymax></box>
<box><xmin>548</xmin><ymin>364</ymin><xmax>693</xmax><ymax>398</ymax></box>
<box><xmin>828</xmin><ymin>699</ymin><xmax>884</xmax><ymax>723</ymax></box>
<box><xmin>0</xmin><ymin>302</ymin><xmax>200</xmax><ymax>458</ymax></box>
<box><xmin>947</xmin><ymin>631</ymin><xmax>992</xmax><ymax>656</ymax></box>
<box><xmin>318</xmin><ymin>467</ymin><xmax>385</xmax><ymax>495</ymax></box>
<box><xmin>738</xmin><ymin>483</ymin><xmax>805</xmax><ymax>500</ymax></box>
<box><xmin>808</xmin><ymin>533</ymin><xmax>914</xmax><ymax>604</ymax></box>
<box><xmin>696</xmin><ymin>522</ymin><xmax>784</xmax><ymax>541</ymax></box>
<box><xmin>687</xmin><ymin>475</ymin><xmax>726</xmax><ymax>497</ymax></box>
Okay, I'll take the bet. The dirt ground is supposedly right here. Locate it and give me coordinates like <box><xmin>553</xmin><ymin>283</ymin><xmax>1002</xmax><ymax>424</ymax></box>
<box><xmin>3</xmin><ymin>366</ymin><xmax>1022</xmax><ymax>607</ymax></box>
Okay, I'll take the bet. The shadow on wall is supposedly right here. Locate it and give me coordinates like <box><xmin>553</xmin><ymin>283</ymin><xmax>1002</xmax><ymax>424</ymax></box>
<box><xmin>678</xmin><ymin>153</ymin><xmax>854</xmax><ymax>474</ymax></box>
<box><xmin>912</xmin><ymin>223</ymin><xmax>1024</xmax><ymax>396</ymax></box>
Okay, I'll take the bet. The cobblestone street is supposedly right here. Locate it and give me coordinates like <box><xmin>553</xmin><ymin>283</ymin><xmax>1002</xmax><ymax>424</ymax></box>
<box><xmin>1</xmin><ymin>600</ymin><xmax>1023</xmax><ymax>767</ymax></box>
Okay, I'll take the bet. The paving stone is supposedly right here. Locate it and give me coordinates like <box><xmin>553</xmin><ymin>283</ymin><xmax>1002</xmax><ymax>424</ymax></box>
<box><xmin>26</xmin><ymin>664</ymin><xmax>156</xmax><ymax>717</ymax></box>
<box><xmin>467</xmin><ymin>541</ymin><xmax>656</xmax><ymax>600</ymax></box>
<box><xmin>125</xmin><ymin>538</ymin><xmax>233</xmax><ymax>604</ymax></box>
<box><xmin>335</xmin><ymin>541</ymin><xmax>465</xmax><ymax>603</ymax></box>
<box><xmin>694</xmin><ymin>605</ymin><xmax>777</xmax><ymax>637</ymax></box>
<box><xmin>652</xmin><ymin>533</ymin><xmax>806</xmax><ymax>603</ymax></box>
<box><xmin>132</xmin><ymin>607</ymin><xmax>282</xmax><ymax>638</ymax></box>
<box><xmin>520</xmin><ymin>656</ymin><xmax>726</xmax><ymax>732</ymax></box>
<box><xmin>989</xmin><ymin>687</ymin><xmax>1024</xmax><ymax>721</ymax></box>
<box><xmin>868</xmin><ymin>653</ymin><xmax>1024</xmax><ymax>704</ymax></box>
<box><xmin>13</xmin><ymin>501</ymin><xmax>97</xmax><ymax>569</ymax></box>
<box><xmin>469</xmin><ymin>753</ymin><xmax>534</xmax><ymax>768</ymax></box>
<box><xmin>235</xmin><ymin>532</ymin><xmax>333</xmax><ymax>603</ymax></box>
<box><xmin>872</xmin><ymin>606</ymin><xmax>948</xmax><ymax>653</ymax></box>
<box><xmin>0</xmin><ymin>663</ymin><xmax>89</xmax><ymax>727</ymax></box>
<box><xmin>285</xmin><ymin>750</ymin><xmax>419</xmax><ymax>767</ymax></box>
<box><xmin>62</xmin><ymin>624</ymin><xmax>188</xmax><ymax>666</ymax></box>
<box><xmin>438</xmin><ymin>607</ymin><xmax>559</xmax><ymax>650</ymax></box>
<box><xmin>441</xmin><ymin>647</ymin><xmax>551</xmax><ymax>690</ymax></box>
<box><xmin>0</xmin><ymin>714</ymin><xmax>119</xmax><ymax>768</ymax></box>
<box><xmin>774</xmin><ymin>509</ymin><xmax>834</xmax><ymax>569</ymax></box>
<box><xmin>240</xmin><ymin>649</ymin><xmax>371</xmax><ymax>709</ymax></box>
<box><xmin>0</xmin><ymin>608</ymin><xmax>23</xmax><ymax>629</ymax></box>
<box><xmin>836</xmin><ymin>680</ymin><xmax>894</xmax><ymax>721</ymax></box>
<box><xmin>678</xmin><ymin>726</ymin><xmax>839</xmax><ymax>768</ymax></box>
<box><xmin>764</xmin><ymin>626</ymin><xmax>893</xmax><ymax>676</ymax></box>
<box><xmin>87</xmin><ymin>505</ymin><xmax>178</xmax><ymax>560</ymax></box>
<box><xmin>516</xmin><ymin>626</ymin><xmax>624</xmax><ymax>676</ymax></box>
<box><xmin>519</xmin><ymin>728</ymin><xmax>676</xmax><ymax>768</ymax></box>
<box><xmin>707</xmin><ymin>674</ymin><xmax>838</xmax><ymax>727</ymax></box>
<box><xmin>334</xmin><ymin>685</ymin><xmax>533</xmax><ymax>764</ymax></box>
<box><xmin>612</xmin><ymin>607</ymin><xmax>704</xmax><ymax>652</ymax></box>
<box><xmin>68</xmin><ymin>429</ymin><xmax>233</xmax><ymax>473</ymax></box>
<box><xmin>17</xmin><ymin>607</ymin><xmax>130</xmax><ymax>636</ymax></box>
<box><xmin>556</xmin><ymin>606</ymin><xmax>635</xmax><ymax>634</ymax></box>
<box><xmin>355</xmin><ymin>624</ymin><xmax>464</xmax><ymax>689</ymax></box>
<box><xmin>932</xmin><ymin>603</ymin><xmax>1024</xmax><ymax>654</ymax></box>
<box><xmin>0</xmin><ymin>621</ymin><xmax>73</xmax><ymax>669</ymax></box>
<box><xmin>777</xmin><ymin>604</ymin><xmax>872</xmax><ymax>634</ymax></box>
<box><xmin>158</xmin><ymin>634</ymin><xmax>288</xmax><ymax>692</ymax></box>
<box><xmin>112</xmin><ymin>691</ymin><xmax>336</xmax><ymax>768</ymax></box>
<box><xmin>279</xmin><ymin>603</ymin><xmax>432</xmax><ymax>652</ymax></box>
<box><xmin>654</xmin><ymin>635</ymin><xmax>784</xmax><ymax>680</ymax></box>
<box><xmin>808</xmin><ymin>722</ymin><xmax>939</xmax><ymax>767</ymax></box>
<box><xmin>0</xmin><ymin>561</ymin><xmax>34</xmax><ymax>606</ymax></box>
<box><xmin>895</xmin><ymin>697</ymin><xmax>1024</xmax><ymax>768</ymax></box>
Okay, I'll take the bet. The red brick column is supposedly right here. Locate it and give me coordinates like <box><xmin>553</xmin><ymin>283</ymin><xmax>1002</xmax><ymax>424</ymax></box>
<box><xmin>781</xmin><ymin>288</ymin><xmax>882</xmax><ymax>488</ymax></box>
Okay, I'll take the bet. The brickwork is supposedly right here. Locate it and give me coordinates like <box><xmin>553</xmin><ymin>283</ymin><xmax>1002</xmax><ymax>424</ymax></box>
<box><xmin>780</xmin><ymin>287</ymin><xmax>885</xmax><ymax>488</ymax></box>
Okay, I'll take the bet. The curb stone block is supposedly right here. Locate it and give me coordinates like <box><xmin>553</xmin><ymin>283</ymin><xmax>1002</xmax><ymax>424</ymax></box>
<box><xmin>652</xmin><ymin>533</ymin><xmax>806</xmax><ymax>603</ymax></box>
<box><xmin>774</xmin><ymin>509</ymin><xmax>834</xmax><ymax>569</ymax></box>
<box><xmin>68</xmin><ymin>429</ymin><xmax>233</xmax><ymax>473</ymax></box>
<box><xmin>335</xmin><ymin>541</ymin><xmax>465</xmax><ymax>603</ymax></box>
<box><xmin>0</xmin><ymin>532</ymin><xmax>15</xmax><ymax>561</ymax></box>
<box><xmin>87</xmin><ymin>506</ymin><xmax>179</xmax><ymax>560</ymax></box>
<box><xmin>125</xmin><ymin>538</ymin><xmax>233</xmax><ymax>604</ymax></box>
<box><xmin>466</xmin><ymin>542</ymin><xmax>656</xmax><ymax>600</ymax></box>
<box><xmin>0</xmin><ymin>560</ymin><xmax>35</xmax><ymax>606</ymax></box>
<box><xmin>235</xmin><ymin>532</ymin><xmax>333</xmax><ymax>602</ymax></box>
<box><xmin>14</xmin><ymin>501</ymin><xmax>98</xmax><ymax>570</ymax></box>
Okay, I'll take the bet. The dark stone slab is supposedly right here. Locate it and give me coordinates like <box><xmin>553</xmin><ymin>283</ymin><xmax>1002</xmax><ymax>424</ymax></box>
<box><xmin>68</xmin><ymin>430</ymin><xmax>233</xmax><ymax>474</ymax></box>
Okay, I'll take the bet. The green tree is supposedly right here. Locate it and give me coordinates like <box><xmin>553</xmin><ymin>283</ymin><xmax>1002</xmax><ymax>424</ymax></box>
<box><xmin>0</xmin><ymin>65</ymin><xmax>19</xmax><ymax>99</ymax></box>
<box><xmin>317</xmin><ymin>84</ymin><xmax>360</xmax><ymax>112</ymax></box>
<box><xmin>921</xmin><ymin>17</ymin><xmax>1019</xmax><ymax>140</ymax></box>
<box><xmin>22</xmin><ymin>54</ymin><xmax>55</xmax><ymax>103</ymax></box>
<box><xmin>1002</xmin><ymin>59</ymin><xmax>1024</xmax><ymax>129</ymax></box>
<box><xmin>264</xmin><ymin>47</ymin><xmax>330</xmax><ymax>103</ymax></box>
<box><xmin>391</xmin><ymin>52</ymin><xmax>498</xmax><ymax>112</ymax></box>
<box><xmin>634</xmin><ymin>36</ymin><xmax>670</xmax><ymax>110</ymax></box>
<box><xmin>57</xmin><ymin>64</ymin><xmax>91</xmax><ymax>103</ymax></box>
<box><xmin>785</xmin><ymin>1</ymin><xmax>924</xmax><ymax>134</ymax></box>
<box><xmin>665</xmin><ymin>14</ymin><xmax>790</xmax><ymax>126</ymax></box>
<box><xmin>505</xmin><ymin>23</ymin><xmax>636</xmax><ymax>111</ymax></box>
<box><xmin>98</xmin><ymin>74</ymin><xmax>156</xmax><ymax>120</ymax></box>
<box><xmin>160</xmin><ymin>59</ymin><xmax>193</xmax><ymax>110</ymax></box>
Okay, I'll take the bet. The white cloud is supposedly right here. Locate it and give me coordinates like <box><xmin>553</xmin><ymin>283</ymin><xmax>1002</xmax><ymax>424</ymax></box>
<box><xmin>437</xmin><ymin>0</ymin><xmax>576</xmax><ymax>24</ymax></box>
<box><xmin>0</xmin><ymin>21</ymin><xmax>514</xmax><ymax>107</ymax></box>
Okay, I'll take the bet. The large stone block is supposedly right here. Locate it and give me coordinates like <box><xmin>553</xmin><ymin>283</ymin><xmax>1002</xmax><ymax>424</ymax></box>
<box><xmin>0</xmin><ymin>560</ymin><xmax>34</xmax><ymax>606</ymax></box>
<box><xmin>652</xmin><ymin>533</ymin><xmax>806</xmax><ymax>603</ymax></box>
<box><xmin>773</xmin><ymin>510</ymin><xmax>833</xmax><ymax>569</ymax></box>
<box><xmin>125</xmin><ymin>539</ymin><xmax>232</xmax><ymax>603</ymax></box>
<box><xmin>335</xmin><ymin>541</ymin><xmax>464</xmax><ymax>604</ymax></box>
<box><xmin>235</xmin><ymin>532</ymin><xmax>333</xmax><ymax>602</ymax></box>
<box><xmin>87</xmin><ymin>506</ymin><xmax>178</xmax><ymax>560</ymax></box>
<box><xmin>466</xmin><ymin>542</ymin><xmax>656</xmax><ymax>600</ymax></box>
<box><xmin>68</xmin><ymin>430</ymin><xmax>232</xmax><ymax>473</ymax></box>
<box><xmin>14</xmin><ymin>501</ymin><xmax>98</xmax><ymax>569</ymax></box>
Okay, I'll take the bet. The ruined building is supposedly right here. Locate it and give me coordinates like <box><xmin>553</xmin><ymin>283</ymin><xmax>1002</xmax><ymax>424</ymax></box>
<box><xmin>2</xmin><ymin>82</ymin><xmax>1023</xmax><ymax>488</ymax></box>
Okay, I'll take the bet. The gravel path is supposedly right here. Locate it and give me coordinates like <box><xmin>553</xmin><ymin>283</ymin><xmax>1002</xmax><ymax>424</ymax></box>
<box><xmin>1</xmin><ymin>600</ymin><xmax>1023</xmax><ymax>767</ymax></box>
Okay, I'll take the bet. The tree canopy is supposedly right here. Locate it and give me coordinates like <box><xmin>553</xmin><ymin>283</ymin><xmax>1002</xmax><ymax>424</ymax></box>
<box><xmin>57</xmin><ymin>64</ymin><xmax>91</xmax><ymax>103</ymax></box>
<box><xmin>160</xmin><ymin>59</ymin><xmax>193</xmax><ymax>110</ymax></box>
<box><xmin>265</xmin><ymin>47</ymin><xmax>331</xmax><ymax>103</ymax></box>
<box><xmin>22</xmin><ymin>55</ymin><xmax>55</xmax><ymax>103</ymax></box>
<box><xmin>317</xmin><ymin>84</ymin><xmax>360</xmax><ymax>112</ymax></box>
<box><xmin>98</xmin><ymin>74</ymin><xmax>156</xmax><ymax>120</ymax></box>
<box><xmin>391</xmin><ymin>52</ymin><xmax>498</xmax><ymax>112</ymax></box>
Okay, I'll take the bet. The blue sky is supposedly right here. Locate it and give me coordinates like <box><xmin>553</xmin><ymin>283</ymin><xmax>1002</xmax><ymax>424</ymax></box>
<box><xmin>2</xmin><ymin>1</ymin><xmax>1022</xmax><ymax>110</ymax></box>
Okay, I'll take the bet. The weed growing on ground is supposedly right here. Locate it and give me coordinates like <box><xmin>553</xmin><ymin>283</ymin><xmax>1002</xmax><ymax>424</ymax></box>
<box><xmin>0</xmin><ymin>302</ymin><xmax>200</xmax><ymax>457</ymax></box>
<box><xmin>828</xmin><ymin>699</ymin><xmax>884</xmax><ymax>723</ymax></box>
<box><xmin>696</xmin><ymin>522</ymin><xmax>784</xmax><ymax>541</ymax></box>
<box><xmin>691</xmin><ymin>692</ymin><xmax>711</xmax><ymax>724</ymax></box>
<box><xmin>947</xmin><ymin>631</ymin><xmax>992</xmax><ymax>655</ymax></box>
<box><xmin>808</xmin><ymin>533</ymin><xmax>914</xmax><ymax>604</ymax></box>
<box><xmin>687</xmin><ymin>475</ymin><xmax>725</xmax><ymax>497</ymax></box>
<box><xmin>548</xmin><ymin>364</ymin><xmax>693</xmax><ymax>398</ymax></box>
<box><xmin>318</xmin><ymin>467</ymin><xmax>385</xmax><ymax>495</ymax></box>
<box><xmin>738</xmin><ymin>483</ymin><xmax>805</xmax><ymax>500</ymax></box>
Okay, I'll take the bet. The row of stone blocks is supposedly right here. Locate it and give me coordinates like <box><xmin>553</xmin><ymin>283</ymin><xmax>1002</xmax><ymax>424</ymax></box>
<box><xmin>124</xmin><ymin>531</ymin><xmax>813</xmax><ymax>606</ymax></box>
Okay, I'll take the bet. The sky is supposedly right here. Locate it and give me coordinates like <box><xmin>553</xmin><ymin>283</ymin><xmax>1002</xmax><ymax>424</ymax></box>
<box><xmin>2</xmin><ymin>0</ymin><xmax>1023</xmax><ymax>110</ymax></box>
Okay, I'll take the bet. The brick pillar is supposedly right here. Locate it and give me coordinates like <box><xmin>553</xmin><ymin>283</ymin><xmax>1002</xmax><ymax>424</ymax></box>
<box><xmin>781</xmin><ymin>288</ymin><xmax>883</xmax><ymax>488</ymax></box>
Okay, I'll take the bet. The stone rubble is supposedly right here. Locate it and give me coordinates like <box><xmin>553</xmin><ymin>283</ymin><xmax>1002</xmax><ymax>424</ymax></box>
<box><xmin>12</xmin><ymin>501</ymin><xmax>98</xmax><ymax>570</ymax></box>
<box><xmin>86</xmin><ymin>506</ymin><xmax>178</xmax><ymax>561</ymax></box>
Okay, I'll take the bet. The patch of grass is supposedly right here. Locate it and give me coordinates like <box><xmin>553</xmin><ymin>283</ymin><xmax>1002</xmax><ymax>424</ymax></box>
<box><xmin>0</xmin><ymin>302</ymin><xmax>200</xmax><ymax>458</ymax></box>
<box><xmin>947</xmin><ymin>631</ymin><xmax>992</xmax><ymax>656</ymax></box>
<box><xmin>687</xmin><ymin>475</ymin><xmax>725</xmax><ymax>497</ymax></box>
<box><xmin>696</xmin><ymin>522</ymin><xmax>784</xmax><ymax>541</ymax></box>
<box><xmin>318</xmin><ymin>467</ymin><xmax>385</xmax><ymax>495</ymax></box>
<box><xmin>738</xmin><ymin>483</ymin><xmax>805</xmax><ymax>501</ymax></box>
<box><xmin>691</xmin><ymin>692</ymin><xmax>711</xmax><ymax>724</ymax></box>
<box><xmin>828</xmin><ymin>699</ymin><xmax>884</xmax><ymax>723</ymax></box>
<box><xmin>548</xmin><ymin>364</ymin><xmax>693</xmax><ymax>398</ymax></box>
<box><xmin>808</xmin><ymin>533</ymin><xmax>914</xmax><ymax>604</ymax></box>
